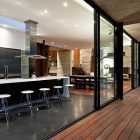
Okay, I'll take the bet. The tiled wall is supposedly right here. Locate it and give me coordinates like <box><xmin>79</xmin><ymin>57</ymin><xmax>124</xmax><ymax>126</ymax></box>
<box><xmin>80</xmin><ymin>49</ymin><xmax>92</xmax><ymax>74</ymax></box>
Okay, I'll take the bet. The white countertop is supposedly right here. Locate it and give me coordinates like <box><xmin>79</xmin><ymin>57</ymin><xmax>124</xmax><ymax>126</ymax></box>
<box><xmin>0</xmin><ymin>76</ymin><xmax>69</xmax><ymax>84</ymax></box>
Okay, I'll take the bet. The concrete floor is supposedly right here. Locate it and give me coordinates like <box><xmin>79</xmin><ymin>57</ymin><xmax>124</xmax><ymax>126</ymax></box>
<box><xmin>0</xmin><ymin>94</ymin><xmax>94</xmax><ymax>140</ymax></box>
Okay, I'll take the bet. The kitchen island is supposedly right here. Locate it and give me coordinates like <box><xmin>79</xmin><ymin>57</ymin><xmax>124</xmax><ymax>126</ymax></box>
<box><xmin>0</xmin><ymin>76</ymin><xmax>70</xmax><ymax>105</ymax></box>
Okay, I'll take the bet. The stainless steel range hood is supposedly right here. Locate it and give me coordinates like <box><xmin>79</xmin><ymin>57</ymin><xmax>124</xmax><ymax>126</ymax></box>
<box><xmin>29</xmin><ymin>54</ymin><xmax>46</xmax><ymax>59</ymax></box>
<box><xmin>20</xmin><ymin>19</ymin><xmax>46</xmax><ymax>78</ymax></box>
<box><xmin>15</xmin><ymin>54</ymin><xmax>46</xmax><ymax>59</ymax></box>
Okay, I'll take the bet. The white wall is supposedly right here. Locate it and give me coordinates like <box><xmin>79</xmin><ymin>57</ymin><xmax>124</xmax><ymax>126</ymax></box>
<box><xmin>0</xmin><ymin>27</ymin><xmax>25</xmax><ymax>50</ymax></box>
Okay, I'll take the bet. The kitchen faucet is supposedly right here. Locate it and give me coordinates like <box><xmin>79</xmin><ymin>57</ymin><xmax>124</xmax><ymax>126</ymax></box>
<box><xmin>4</xmin><ymin>65</ymin><xmax>8</xmax><ymax>79</ymax></box>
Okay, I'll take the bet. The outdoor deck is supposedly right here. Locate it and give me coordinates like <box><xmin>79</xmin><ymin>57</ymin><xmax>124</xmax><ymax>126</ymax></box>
<box><xmin>51</xmin><ymin>87</ymin><xmax>140</xmax><ymax>140</ymax></box>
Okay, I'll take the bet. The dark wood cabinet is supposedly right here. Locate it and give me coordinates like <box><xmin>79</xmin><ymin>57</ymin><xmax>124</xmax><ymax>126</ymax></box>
<box><xmin>36</xmin><ymin>41</ymin><xmax>49</xmax><ymax>76</ymax></box>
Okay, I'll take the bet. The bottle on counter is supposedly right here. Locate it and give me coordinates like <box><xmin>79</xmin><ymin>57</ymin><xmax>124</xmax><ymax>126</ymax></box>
<box><xmin>31</xmin><ymin>72</ymin><xmax>36</xmax><ymax>79</ymax></box>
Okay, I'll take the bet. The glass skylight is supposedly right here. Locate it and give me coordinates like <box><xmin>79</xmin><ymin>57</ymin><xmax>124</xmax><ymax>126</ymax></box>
<box><xmin>0</xmin><ymin>16</ymin><xmax>25</xmax><ymax>31</ymax></box>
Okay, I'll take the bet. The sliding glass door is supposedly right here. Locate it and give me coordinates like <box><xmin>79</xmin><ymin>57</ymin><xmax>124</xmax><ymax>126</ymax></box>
<box><xmin>100</xmin><ymin>16</ymin><xmax>115</xmax><ymax>106</ymax></box>
<box><xmin>94</xmin><ymin>10</ymin><xmax>116</xmax><ymax>109</ymax></box>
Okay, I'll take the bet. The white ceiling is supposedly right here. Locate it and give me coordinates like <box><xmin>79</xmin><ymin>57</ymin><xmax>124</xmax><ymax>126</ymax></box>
<box><xmin>0</xmin><ymin>0</ymin><xmax>133</xmax><ymax>49</ymax></box>
<box><xmin>0</xmin><ymin>0</ymin><xmax>94</xmax><ymax>49</ymax></box>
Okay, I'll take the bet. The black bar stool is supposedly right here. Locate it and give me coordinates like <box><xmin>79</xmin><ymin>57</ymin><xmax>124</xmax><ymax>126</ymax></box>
<box><xmin>53</xmin><ymin>86</ymin><xmax>63</xmax><ymax>104</ymax></box>
<box><xmin>18</xmin><ymin>90</ymin><xmax>34</xmax><ymax>116</ymax></box>
<box><xmin>38</xmin><ymin>88</ymin><xmax>50</xmax><ymax>109</ymax></box>
<box><xmin>65</xmin><ymin>84</ymin><xmax>74</xmax><ymax>102</ymax></box>
<box><xmin>0</xmin><ymin>94</ymin><xmax>11</xmax><ymax>125</ymax></box>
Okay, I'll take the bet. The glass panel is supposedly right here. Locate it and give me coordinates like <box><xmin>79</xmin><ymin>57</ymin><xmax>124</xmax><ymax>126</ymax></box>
<box><xmin>123</xmin><ymin>33</ymin><xmax>132</xmax><ymax>93</ymax></box>
<box><xmin>0</xmin><ymin>1</ymin><xmax>95</xmax><ymax>139</ymax></box>
<box><xmin>44</xmin><ymin>0</ymin><xmax>95</xmax><ymax>137</ymax></box>
<box><xmin>100</xmin><ymin>16</ymin><xmax>115</xmax><ymax>105</ymax></box>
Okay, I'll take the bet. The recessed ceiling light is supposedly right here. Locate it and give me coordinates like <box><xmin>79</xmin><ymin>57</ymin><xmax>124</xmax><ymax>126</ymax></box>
<box><xmin>44</xmin><ymin>10</ymin><xmax>48</xmax><ymax>13</ymax></box>
<box><xmin>37</xmin><ymin>33</ymin><xmax>41</xmax><ymax>36</ymax></box>
<box><xmin>75</xmin><ymin>25</ymin><xmax>79</xmax><ymax>28</ymax></box>
<box><xmin>59</xmin><ymin>19</ymin><xmax>64</xmax><ymax>23</ymax></box>
<box><xmin>40</xmin><ymin>9</ymin><xmax>48</xmax><ymax>15</ymax></box>
<box><xmin>16</xmin><ymin>1</ymin><xmax>22</xmax><ymax>5</ymax></box>
<box><xmin>63</xmin><ymin>2</ymin><xmax>68</xmax><ymax>7</ymax></box>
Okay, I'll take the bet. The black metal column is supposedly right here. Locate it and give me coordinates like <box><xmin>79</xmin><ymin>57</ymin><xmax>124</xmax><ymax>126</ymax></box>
<box><xmin>138</xmin><ymin>42</ymin><xmax>140</xmax><ymax>86</ymax></box>
<box><xmin>94</xmin><ymin>10</ymin><xmax>100</xmax><ymax>109</ymax></box>
<box><xmin>115</xmin><ymin>22</ymin><xmax>123</xmax><ymax>100</ymax></box>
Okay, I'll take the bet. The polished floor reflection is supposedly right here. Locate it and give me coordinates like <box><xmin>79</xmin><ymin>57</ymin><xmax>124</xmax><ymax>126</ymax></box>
<box><xmin>0</xmin><ymin>94</ymin><xmax>93</xmax><ymax>140</ymax></box>
<box><xmin>123</xmin><ymin>80</ymin><xmax>131</xmax><ymax>93</ymax></box>
<box><xmin>100</xmin><ymin>82</ymin><xmax>115</xmax><ymax>105</ymax></box>
<box><xmin>72</xmin><ymin>82</ymin><xmax>115</xmax><ymax>105</ymax></box>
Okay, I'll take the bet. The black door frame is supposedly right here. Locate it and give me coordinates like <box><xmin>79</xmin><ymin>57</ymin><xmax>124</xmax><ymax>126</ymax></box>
<box><xmin>94</xmin><ymin>12</ymin><xmax>122</xmax><ymax>109</ymax></box>
<box><xmin>138</xmin><ymin>42</ymin><xmax>140</xmax><ymax>86</ymax></box>
<box><xmin>94</xmin><ymin>10</ymin><xmax>100</xmax><ymax>109</ymax></box>
<box><xmin>115</xmin><ymin>23</ymin><xmax>123</xmax><ymax>100</ymax></box>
